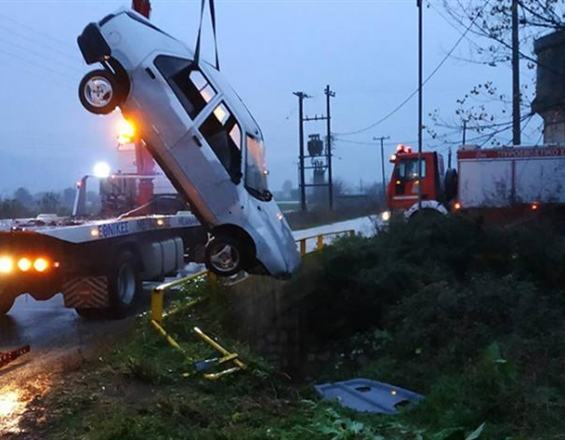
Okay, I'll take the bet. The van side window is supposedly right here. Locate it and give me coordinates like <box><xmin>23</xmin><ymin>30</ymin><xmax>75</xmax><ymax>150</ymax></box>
<box><xmin>199</xmin><ymin>103</ymin><xmax>242</xmax><ymax>183</ymax></box>
<box><xmin>154</xmin><ymin>55</ymin><xmax>216</xmax><ymax>119</ymax></box>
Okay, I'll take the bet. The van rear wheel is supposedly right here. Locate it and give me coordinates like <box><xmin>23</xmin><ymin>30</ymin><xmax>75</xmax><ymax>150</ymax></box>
<box><xmin>205</xmin><ymin>235</ymin><xmax>250</xmax><ymax>277</ymax></box>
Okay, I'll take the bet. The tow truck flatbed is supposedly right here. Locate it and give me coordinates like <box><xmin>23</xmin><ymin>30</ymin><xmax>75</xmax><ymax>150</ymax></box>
<box><xmin>0</xmin><ymin>212</ymin><xmax>207</xmax><ymax>318</ymax></box>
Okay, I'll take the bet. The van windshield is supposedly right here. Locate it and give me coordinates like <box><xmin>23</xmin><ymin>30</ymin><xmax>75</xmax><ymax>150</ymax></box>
<box><xmin>245</xmin><ymin>136</ymin><xmax>271</xmax><ymax>200</ymax></box>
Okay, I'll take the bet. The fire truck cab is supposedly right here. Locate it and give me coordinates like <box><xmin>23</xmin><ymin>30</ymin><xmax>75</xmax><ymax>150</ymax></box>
<box><xmin>386</xmin><ymin>145</ymin><xmax>452</xmax><ymax>215</ymax></box>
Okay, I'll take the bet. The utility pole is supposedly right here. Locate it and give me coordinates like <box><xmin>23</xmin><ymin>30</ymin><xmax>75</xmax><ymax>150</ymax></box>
<box><xmin>417</xmin><ymin>0</ymin><xmax>424</xmax><ymax>209</ymax></box>
<box><xmin>373</xmin><ymin>136</ymin><xmax>390</xmax><ymax>202</ymax></box>
<box><xmin>293</xmin><ymin>91</ymin><xmax>310</xmax><ymax>211</ymax></box>
<box><xmin>324</xmin><ymin>85</ymin><xmax>336</xmax><ymax>211</ymax></box>
<box><xmin>512</xmin><ymin>0</ymin><xmax>521</xmax><ymax>146</ymax></box>
<box><xmin>462</xmin><ymin>119</ymin><xmax>467</xmax><ymax>146</ymax></box>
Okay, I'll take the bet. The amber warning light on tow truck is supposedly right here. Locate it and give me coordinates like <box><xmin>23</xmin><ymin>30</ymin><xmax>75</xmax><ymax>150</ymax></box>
<box><xmin>0</xmin><ymin>256</ymin><xmax>57</xmax><ymax>275</ymax></box>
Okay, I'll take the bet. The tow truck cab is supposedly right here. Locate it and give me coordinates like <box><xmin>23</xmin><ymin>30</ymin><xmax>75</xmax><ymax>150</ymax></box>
<box><xmin>387</xmin><ymin>145</ymin><xmax>445</xmax><ymax>212</ymax></box>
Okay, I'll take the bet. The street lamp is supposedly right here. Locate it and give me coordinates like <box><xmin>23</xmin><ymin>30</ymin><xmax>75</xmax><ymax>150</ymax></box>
<box><xmin>93</xmin><ymin>161</ymin><xmax>111</xmax><ymax>179</ymax></box>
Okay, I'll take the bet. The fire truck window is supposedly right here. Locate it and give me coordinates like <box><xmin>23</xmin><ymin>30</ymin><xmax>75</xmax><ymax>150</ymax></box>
<box><xmin>154</xmin><ymin>55</ymin><xmax>216</xmax><ymax>119</ymax></box>
<box><xmin>199</xmin><ymin>103</ymin><xmax>242</xmax><ymax>183</ymax></box>
<box><xmin>398</xmin><ymin>159</ymin><xmax>426</xmax><ymax>180</ymax></box>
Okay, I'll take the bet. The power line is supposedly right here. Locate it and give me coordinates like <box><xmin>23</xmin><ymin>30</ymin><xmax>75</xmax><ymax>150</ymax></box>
<box><xmin>0</xmin><ymin>12</ymin><xmax>77</xmax><ymax>52</ymax></box>
<box><xmin>0</xmin><ymin>45</ymin><xmax>76</xmax><ymax>90</ymax></box>
<box><xmin>0</xmin><ymin>20</ymin><xmax>82</xmax><ymax>66</ymax></box>
<box><xmin>0</xmin><ymin>36</ymin><xmax>83</xmax><ymax>75</ymax></box>
<box><xmin>335</xmin><ymin>2</ymin><xmax>487</xmax><ymax>137</ymax></box>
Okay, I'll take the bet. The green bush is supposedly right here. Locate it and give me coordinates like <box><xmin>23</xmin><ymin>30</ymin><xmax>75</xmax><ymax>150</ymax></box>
<box><xmin>293</xmin><ymin>215</ymin><xmax>565</xmax><ymax>438</ymax></box>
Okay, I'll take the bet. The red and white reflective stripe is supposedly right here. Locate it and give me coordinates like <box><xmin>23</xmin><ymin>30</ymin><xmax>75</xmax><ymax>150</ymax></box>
<box><xmin>0</xmin><ymin>345</ymin><xmax>30</xmax><ymax>369</ymax></box>
<box><xmin>458</xmin><ymin>146</ymin><xmax>565</xmax><ymax>160</ymax></box>
<box><xmin>63</xmin><ymin>276</ymin><xmax>109</xmax><ymax>308</ymax></box>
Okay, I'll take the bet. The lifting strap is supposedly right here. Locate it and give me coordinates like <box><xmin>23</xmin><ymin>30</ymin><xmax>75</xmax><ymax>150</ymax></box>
<box><xmin>194</xmin><ymin>0</ymin><xmax>220</xmax><ymax>70</ymax></box>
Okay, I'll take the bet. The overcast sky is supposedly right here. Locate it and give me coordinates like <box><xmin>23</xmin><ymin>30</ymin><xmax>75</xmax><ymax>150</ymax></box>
<box><xmin>0</xmin><ymin>0</ymin><xmax>542</xmax><ymax>195</ymax></box>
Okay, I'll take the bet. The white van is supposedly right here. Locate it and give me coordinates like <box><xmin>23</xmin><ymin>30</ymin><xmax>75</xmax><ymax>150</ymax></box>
<box><xmin>77</xmin><ymin>9</ymin><xmax>300</xmax><ymax>277</ymax></box>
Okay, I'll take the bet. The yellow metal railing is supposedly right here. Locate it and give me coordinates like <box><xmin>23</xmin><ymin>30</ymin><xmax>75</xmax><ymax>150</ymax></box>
<box><xmin>149</xmin><ymin>270</ymin><xmax>246</xmax><ymax>380</ymax></box>
<box><xmin>295</xmin><ymin>229</ymin><xmax>355</xmax><ymax>256</ymax></box>
<box><xmin>149</xmin><ymin>228</ymin><xmax>357</xmax><ymax>379</ymax></box>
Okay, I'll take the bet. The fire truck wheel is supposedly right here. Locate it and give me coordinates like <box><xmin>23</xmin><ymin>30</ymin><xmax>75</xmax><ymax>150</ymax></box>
<box><xmin>79</xmin><ymin>69</ymin><xmax>123</xmax><ymax>115</ymax></box>
<box><xmin>0</xmin><ymin>292</ymin><xmax>15</xmax><ymax>315</ymax></box>
<box><xmin>205</xmin><ymin>235</ymin><xmax>250</xmax><ymax>277</ymax></box>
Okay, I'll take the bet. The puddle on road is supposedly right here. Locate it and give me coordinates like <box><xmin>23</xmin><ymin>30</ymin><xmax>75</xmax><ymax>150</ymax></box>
<box><xmin>0</xmin><ymin>376</ymin><xmax>52</xmax><ymax>437</ymax></box>
<box><xmin>0</xmin><ymin>386</ymin><xmax>26</xmax><ymax>435</ymax></box>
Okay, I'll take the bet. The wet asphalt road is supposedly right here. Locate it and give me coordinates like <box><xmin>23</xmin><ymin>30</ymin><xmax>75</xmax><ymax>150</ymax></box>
<box><xmin>1</xmin><ymin>294</ymin><xmax>83</xmax><ymax>351</ymax></box>
<box><xmin>0</xmin><ymin>291</ymin><xmax>147</xmax><ymax>385</ymax></box>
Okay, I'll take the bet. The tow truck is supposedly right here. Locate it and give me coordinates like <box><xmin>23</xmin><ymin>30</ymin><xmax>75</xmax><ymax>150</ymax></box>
<box><xmin>0</xmin><ymin>173</ymin><xmax>207</xmax><ymax>318</ymax></box>
<box><xmin>386</xmin><ymin>143</ymin><xmax>565</xmax><ymax>221</ymax></box>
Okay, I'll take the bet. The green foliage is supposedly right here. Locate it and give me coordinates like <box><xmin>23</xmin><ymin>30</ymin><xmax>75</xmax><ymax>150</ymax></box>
<box><xmin>36</xmin><ymin>215</ymin><xmax>565</xmax><ymax>439</ymax></box>
<box><xmin>295</xmin><ymin>216</ymin><xmax>565</xmax><ymax>438</ymax></box>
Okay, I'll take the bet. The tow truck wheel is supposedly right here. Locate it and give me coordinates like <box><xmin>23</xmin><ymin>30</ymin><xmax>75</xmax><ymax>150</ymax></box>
<box><xmin>205</xmin><ymin>236</ymin><xmax>248</xmax><ymax>277</ymax></box>
<box><xmin>79</xmin><ymin>69</ymin><xmax>122</xmax><ymax>115</ymax></box>
<box><xmin>108</xmin><ymin>250</ymin><xmax>141</xmax><ymax>318</ymax></box>
<box><xmin>76</xmin><ymin>250</ymin><xmax>141</xmax><ymax>320</ymax></box>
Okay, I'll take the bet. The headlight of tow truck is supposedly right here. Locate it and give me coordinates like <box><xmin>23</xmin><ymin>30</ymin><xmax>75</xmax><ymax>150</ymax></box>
<box><xmin>381</xmin><ymin>211</ymin><xmax>392</xmax><ymax>222</ymax></box>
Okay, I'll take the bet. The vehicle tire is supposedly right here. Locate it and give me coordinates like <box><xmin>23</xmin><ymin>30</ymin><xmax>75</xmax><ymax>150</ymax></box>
<box><xmin>205</xmin><ymin>235</ymin><xmax>250</xmax><ymax>277</ymax></box>
<box><xmin>76</xmin><ymin>250</ymin><xmax>141</xmax><ymax>320</ymax></box>
<box><xmin>79</xmin><ymin>69</ymin><xmax>122</xmax><ymax>115</ymax></box>
<box><xmin>0</xmin><ymin>288</ymin><xmax>15</xmax><ymax>315</ymax></box>
<box><xmin>108</xmin><ymin>250</ymin><xmax>141</xmax><ymax>318</ymax></box>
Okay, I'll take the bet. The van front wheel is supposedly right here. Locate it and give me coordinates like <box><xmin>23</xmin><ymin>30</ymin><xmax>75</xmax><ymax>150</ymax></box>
<box><xmin>205</xmin><ymin>236</ymin><xmax>248</xmax><ymax>277</ymax></box>
<box><xmin>79</xmin><ymin>69</ymin><xmax>122</xmax><ymax>115</ymax></box>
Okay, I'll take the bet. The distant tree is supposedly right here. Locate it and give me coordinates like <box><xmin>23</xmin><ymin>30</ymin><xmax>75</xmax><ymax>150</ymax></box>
<box><xmin>443</xmin><ymin>0</ymin><xmax>564</xmax><ymax>65</ymax></box>
<box><xmin>0</xmin><ymin>198</ymin><xmax>30</xmax><ymax>219</ymax></box>
<box><xmin>282</xmin><ymin>179</ymin><xmax>293</xmax><ymax>193</ymax></box>
<box><xmin>61</xmin><ymin>187</ymin><xmax>76</xmax><ymax>211</ymax></box>
<box><xmin>37</xmin><ymin>192</ymin><xmax>61</xmax><ymax>214</ymax></box>
<box><xmin>13</xmin><ymin>187</ymin><xmax>33</xmax><ymax>209</ymax></box>
<box><xmin>429</xmin><ymin>0</ymin><xmax>565</xmax><ymax>147</ymax></box>
<box><xmin>332</xmin><ymin>179</ymin><xmax>350</xmax><ymax>197</ymax></box>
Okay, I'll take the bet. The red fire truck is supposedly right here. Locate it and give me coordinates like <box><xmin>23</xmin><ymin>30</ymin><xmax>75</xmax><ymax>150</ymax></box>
<box><xmin>386</xmin><ymin>144</ymin><xmax>565</xmax><ymax>221</ymax></box>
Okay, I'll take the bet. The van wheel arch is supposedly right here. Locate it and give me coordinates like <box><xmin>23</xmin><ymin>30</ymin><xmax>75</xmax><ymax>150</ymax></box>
<box><xmin>207</xmin><ymin>225</ymin><xmax>256</xmax><ymax>274</ymax></box>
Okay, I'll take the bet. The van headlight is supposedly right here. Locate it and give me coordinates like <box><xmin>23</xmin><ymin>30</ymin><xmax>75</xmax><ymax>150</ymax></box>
<box><xmin>381</xmin><ymin>211</ymin><xmax>391</xmax><ymax>222</ymax></box>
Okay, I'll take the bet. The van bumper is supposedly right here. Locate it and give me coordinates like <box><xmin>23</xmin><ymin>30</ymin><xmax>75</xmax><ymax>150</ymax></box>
<box><xmin>77</xmin><ymin>23</ymin><xmax>111</xmax><ymax>64</ymax></box>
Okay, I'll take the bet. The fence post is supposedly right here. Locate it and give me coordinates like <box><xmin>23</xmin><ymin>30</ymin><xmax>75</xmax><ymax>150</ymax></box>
<box><xmin>316</xmin><ymin>235</ymin><xmax>324</xmax><ymax>251</ymax></box>
<box><xmin>300</xmin><ymin>239</ymin><xmax>306</xmax><ymax>256</ymax></box>
<box><xmin>207</xmin><ymin>271</ymin><xmax>218</xmax><ymax>288</ymax></box>
<box><xmin>151</xmin><ymin>287</ymin><xmax>164</xmax><ymax>324</ymax></box>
